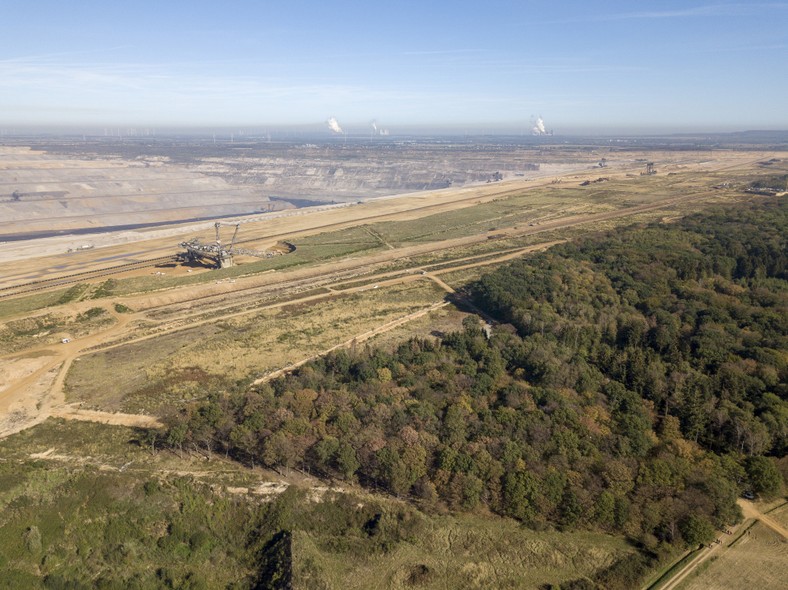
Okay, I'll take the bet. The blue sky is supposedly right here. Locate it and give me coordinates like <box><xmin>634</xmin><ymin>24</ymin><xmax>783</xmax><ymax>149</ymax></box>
<box><xmin>2</xmin><ymin>1</ymin><xmax>787</xmax><ymax>133</ymax></box>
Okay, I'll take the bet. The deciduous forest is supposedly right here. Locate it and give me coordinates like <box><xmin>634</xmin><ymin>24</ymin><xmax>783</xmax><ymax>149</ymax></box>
<box><xmin>168</xmin><ymin>197</ymin><xmax>786</xmax><ymax>584</ymax></box>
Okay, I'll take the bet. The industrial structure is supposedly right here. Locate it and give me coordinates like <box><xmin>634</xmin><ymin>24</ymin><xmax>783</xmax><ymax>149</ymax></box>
<box><xmin>178</xmin><ymin>222</ymin><xmax>292</xmax><ymax>269</ymax></box>
<box><xmin>178</xmin><ymin>222</ymin><xmax>240</xmax><ymax>269</ymax></box>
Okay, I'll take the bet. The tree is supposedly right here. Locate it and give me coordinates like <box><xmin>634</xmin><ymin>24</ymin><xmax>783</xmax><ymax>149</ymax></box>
<box><xmin>262</xmin><ymin>432</ymin><xmax>299</xmax><ymax>470</ymax></box>
<box><xmin>559</xmin><ymin>486</ymin><xmax>584</xmax><ymax>529</ymax></box>
<box><xmin>166</xmin><ymin>422</ymin><xmax>188</xmax><ymax>456</ymax></box>
<box><xmin>312</xmin><ymin>436</ymin><xmax>340</xmax><ymax>473</ymax></box>
<box><xmin>140</xmin><ymin>428</ymin><xmax>159</xmax><ymax>455</ymax></box>
<box><xmin>594</xmin><ymin>491</ymin><xmax>617</xmax><ymax>529</ymax></box>
<box><xmin>746</xmin><ymin>456</ymin><xmax>783</xmax><ymax>498</ymax></box>
<box><xmin>680</xmin><ymin>514</ymin><xmax>715</xmax><ymax>547</ymax></box>
<box><xmin>336</xmin><ymin>441</ymin><xmax>360</xmax><ymax>480</ymax></box>
<box><xmin>442</xmin><ymin>404</ymin><xmax>467</xmax><ymax>446</ymax></box>
<box><xmin>501</xmin><ymin>471</ymin><xmax>539</xmax><ymax>522</ymax></box>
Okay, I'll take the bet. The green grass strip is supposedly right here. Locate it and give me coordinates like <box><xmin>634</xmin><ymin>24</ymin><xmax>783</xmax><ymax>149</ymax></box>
<box><xmin>642</xmin><ymin>547</ymin><xmax>702</xmax><ymax>590</ymax></box>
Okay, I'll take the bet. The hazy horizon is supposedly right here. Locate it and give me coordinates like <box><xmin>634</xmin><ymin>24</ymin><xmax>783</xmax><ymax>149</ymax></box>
<box><xmin>3</xmin><ymin>123</ymin><xmax>788</xmax><ymax>140</ymax></box>
<box><xmin>3</xmin><ymin>1</ymin><xmax>787</xmax><ymax>132</ymax></box>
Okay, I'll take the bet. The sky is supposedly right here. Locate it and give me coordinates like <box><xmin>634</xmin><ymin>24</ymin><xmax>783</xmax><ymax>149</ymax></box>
<box><xmin>2</xmin><ymin>1</ymin><xmax>787</xmax><ymax>133</ymax></box>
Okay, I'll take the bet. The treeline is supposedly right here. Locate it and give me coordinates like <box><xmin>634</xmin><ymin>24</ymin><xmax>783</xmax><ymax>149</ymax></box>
<box><xmin>750</xmin><ymin>173</ymin><xmax>788</xmax><ymax>192</ymax></box>
<box><xmin>165</xmin><ymin>197</ymin><xmax>786</xmax><ymax>553</ymax></box>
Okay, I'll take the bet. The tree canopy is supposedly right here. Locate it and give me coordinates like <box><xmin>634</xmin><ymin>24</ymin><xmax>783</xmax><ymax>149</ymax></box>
<box><xmin>166</xmin><ymin>197</ymin><xmax>786</xmax><ymax>552</ymax></box>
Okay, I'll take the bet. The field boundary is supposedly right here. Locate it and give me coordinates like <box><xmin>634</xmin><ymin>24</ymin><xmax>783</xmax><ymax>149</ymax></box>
<box><xmin>642</xmin><ymin>548</ymin><xmax>700</xmax><ymax>590</ymax></box>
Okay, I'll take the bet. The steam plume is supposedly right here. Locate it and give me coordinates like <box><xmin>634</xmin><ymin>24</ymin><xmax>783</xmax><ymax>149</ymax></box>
<box><xmin>370</xmin><ymin>119</ymin><xmax>389</xmax><ymax>136</ymax></box>
<box><xmin>531</xmin><ymin>115</ymin><xmax>547</xmax><ymax>135</ymax></box>
<box><xmin>327</xmin><ymin>117</ymin><xmax>343</xmax><ymax>134</ymax></box>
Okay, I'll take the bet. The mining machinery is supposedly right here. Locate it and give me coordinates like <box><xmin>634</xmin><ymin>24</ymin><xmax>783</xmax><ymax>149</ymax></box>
<box><xmin>178</xmin><ymin>222</ymin><xmax>240</xmax><ymax>269</ymax></box>
<box><xmin>642</xmin><ymin>162</ymin><xmax>657</xmax><ymax>175</ymax></box>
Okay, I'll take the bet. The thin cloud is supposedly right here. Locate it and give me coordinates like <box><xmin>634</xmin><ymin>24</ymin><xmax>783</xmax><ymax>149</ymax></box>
<box><xmin>1</xmin><ymin>46</ymin><xmax>133</xmax><ymax>65</ymax></box>
<box><xmin>603</xmin><ymin>3</ymin><xmax>788</xmax><ymax>20</ymax></box>
<box><xmin>0</xmin><ymin>56</ymin><xmax>500</xmax><ymax>124</ymax></box>
<box><xmin>401</xmin><ymin>49</ymin><xmax>480</xmax><ymax>56</ymax></box>
<box><xmin>535</xmin><ymin>3</ymin><xmax>788</xmax><ymax>25</ymax></box>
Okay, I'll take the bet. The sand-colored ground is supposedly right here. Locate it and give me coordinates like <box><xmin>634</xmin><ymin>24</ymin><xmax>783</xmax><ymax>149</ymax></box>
<box><xmin>0</xmin><ymin>305</ymin><xmax>144</xmax><ymax>436</ymax></box>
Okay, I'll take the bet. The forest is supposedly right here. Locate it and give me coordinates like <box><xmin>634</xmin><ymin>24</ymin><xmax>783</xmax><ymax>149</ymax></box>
<box><xmin>166</xmin><ymin>197</ymin><xmax>786</xmax><ymax>570</ymax></box>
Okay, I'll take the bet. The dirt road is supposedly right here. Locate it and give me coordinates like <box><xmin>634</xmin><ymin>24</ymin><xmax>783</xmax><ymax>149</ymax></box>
<box><xmin>49</xmin><ymin>405</ymin><xmax>164</xmax><ymax>428</ymax></box>
<box><xmin>739</xmin><ymin>500</ymin><xmax>788</xmax><ymax>539</ymax></box>
<box><xmin>0</xmin><ymin>306</ymin><xmax>151</xmax><ymax>438</ymax></box>
<box><xmin>655</xmin><ymin>500</ymin><xmax>787</xmax><ymax>590</ymax></box>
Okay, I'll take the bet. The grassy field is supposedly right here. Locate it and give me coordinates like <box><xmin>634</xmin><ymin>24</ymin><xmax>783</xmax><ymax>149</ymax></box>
<box><xmin>108</xmin><ymin>226</ymin><xmax>385</xmax><ymax>298</ymax></box>
<box><xmin>293</xmin><ymin>513</ymin><xmax>636</xmax><ymax>590</ymax></box>
<box><xmin>767</xmin><ymin>502</ymin><xmax>788</xmax><ymax>527</ymax></box>
<box><xmin>364</xmin><ymin>170</ymin><xmax>722</xmax><ymax>249</ymax></box>
<box><xmin>364</xmin><ymin>179</ymin><xmax>682</xmax><ymax>248</ymax></box>
<box><xmin>0</xmin><ymin>171</ymin><xmax>727</xmax><ymax>319</ymax></box>
<box><xmin>0</xmin><ymin>419</ymin><xmax>275</xmax><ymax>588</ymax></box>
<box><xmin>0</xmin><ymin>426</ymin><xmax>263</xmax><ymax>588</ymax></box>
<box><xmin>70</xmin><ymin>187</ymin><xmax>601</xmax><ymax>300</ymax></box>
<box><xmin>64</xmin><ymin>280</ymin><xmax>449</xmax><ymax>414</ymax></box>
<box><xmin>677</xmin><ymin>521</ymin><xmax>787</xmax><ymax>590</ymax></box>
<box><xmin>0</xmin><ymin>283</ymin><xmax>108</xmax><ymax>321</ymax></box>
<box><xmin>0</xmin><ymin>288</ymin><xmax>75</xmax><ymax>321</ymax></box>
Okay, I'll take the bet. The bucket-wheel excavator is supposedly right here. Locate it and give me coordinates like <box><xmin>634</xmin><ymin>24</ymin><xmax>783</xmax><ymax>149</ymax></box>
<box><xmin>178</xmin><ymin>222</ymin><xmax>240</xmax><ymax>269</ymax></box>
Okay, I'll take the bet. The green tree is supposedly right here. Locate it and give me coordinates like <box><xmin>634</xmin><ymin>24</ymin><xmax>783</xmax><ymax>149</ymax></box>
<box><xmin>680</xmin><ymin>514</ymin><xmax>715</xmax><ymax>547</ymax></box>
<box><xmin>746</xmin><ymin>456</ymin><xmax>783</xmax><ymax>498</ymax></box>
<box><xmin>594</xmin><ymin>491</ymin><xmax>617</xmax><ymax>529</ymax></box>
<box><xmin>501</xmin><ymin>471</ymin><xmax>539</xmax><ymax>522</ymax></box>
<box><xmin>336</xmin><ymin>441</ymin><xmax>360</xmax><ymax>480</ymax></box>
